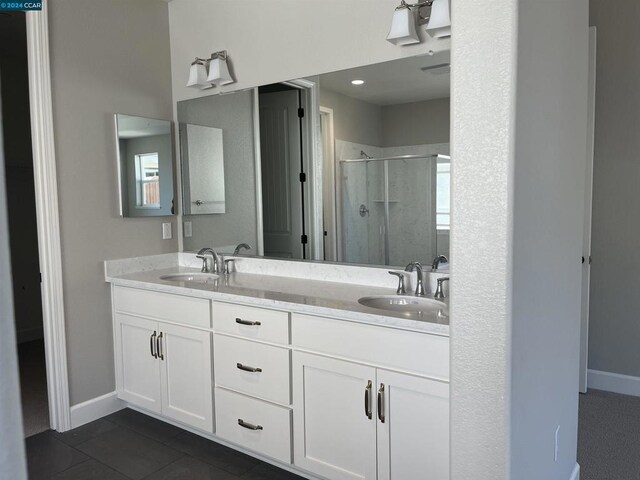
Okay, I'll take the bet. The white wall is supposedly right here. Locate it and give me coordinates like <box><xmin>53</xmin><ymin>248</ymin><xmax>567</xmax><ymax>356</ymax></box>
<box><xmin>49</xmin><ymin>0</ymin><xmax>176</xmax><ymax>406</ymax></box>
<box><xmin>451</xmin><ymin>1</ymin><xmax>588</xmax><ymax>479</ymax></box>
<box><xmin>588</xmin><ymin>0</ymin><xmax>640</xmax><ymax>379</ymax></box>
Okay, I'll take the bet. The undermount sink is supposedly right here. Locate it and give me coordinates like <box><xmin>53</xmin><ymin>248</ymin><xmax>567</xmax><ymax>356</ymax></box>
<box><xmin>358</xmin><ymin>295</ymin><xmax>446</xmax><ymax>315</ymax></box>
<box><xmin>160</xmin><ymin>272</ymin><xmax>219</xmax><ymax>284</ymax></box>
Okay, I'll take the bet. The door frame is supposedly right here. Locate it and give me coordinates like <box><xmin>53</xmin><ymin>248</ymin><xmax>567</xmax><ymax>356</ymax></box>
<box><xmin>26</xmin><ymin>5</ymin><xmax>71</xmax><ymax>431</ymax></box>
<box><xmin>579</xmin><ymin>26</ymin><xmax>597</xmax><ymax>393</ymax></box>
<box><xmin>319</xmin><ymin>106</ymin><xmax>338</xmax><ymax>262</ymax></box>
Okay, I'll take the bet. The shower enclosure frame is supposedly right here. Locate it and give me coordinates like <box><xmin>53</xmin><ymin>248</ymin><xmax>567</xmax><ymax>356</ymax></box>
<box><xmin>338</xmin><ymin>153</ymin><xmax>450</xmax><ymax>266</ymax></box>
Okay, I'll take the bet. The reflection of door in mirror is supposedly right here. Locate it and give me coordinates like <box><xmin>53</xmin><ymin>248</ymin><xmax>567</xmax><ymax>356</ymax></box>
<box><xmin>180</xmin><ymin>124</ymin><xmax>226</xmax><ymax>215</ymax></box>
<box><xmin>115</xmin><ymin>114</ymin><xmax>174</xmax><ymax>218</ymax></box>
<box><xmin>259</xmin><ymin>87</ymin><xmax>305</xmax><ymax>259</ymax></box>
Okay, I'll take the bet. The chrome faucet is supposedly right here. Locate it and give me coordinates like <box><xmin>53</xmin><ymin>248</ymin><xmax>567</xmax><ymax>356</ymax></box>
<box><xmin>404</xmin><ymin>262</ymin><xmax>425</xmax><ymax>296</ymax></box>
<box><xmin>388</xmin><ymin>271</ymin><xmax>407</xmax><ymax>295</ymax></box>
<box><xmin>196</xmin><ymin>247</ymin><xmax>220</xmax><ymax>274</ymax></box>
<box><xmin>432</xmin><ymin>255</ymin><xmax>448</xmax><ymax>271</ymax></box>
<box><xmin>435</xmin><ymin>277</ymin><xmax>450</xmax><ymax>300</ymax></box>
<box><xmin>233</xmin><ymin>243</ymin><xmax>251</xmax><ymax>256</ymax></box>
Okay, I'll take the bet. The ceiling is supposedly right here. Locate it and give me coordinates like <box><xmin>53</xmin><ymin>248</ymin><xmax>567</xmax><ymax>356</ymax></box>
<box><xmin>117</xmin><ymin>115</ymin><xmax>170</xmax><ymax>139</ymax></box>
<box><xmin>319</xmin><ymin>51</ymin><xmax>450</xmax><ymax>106</ymax></box>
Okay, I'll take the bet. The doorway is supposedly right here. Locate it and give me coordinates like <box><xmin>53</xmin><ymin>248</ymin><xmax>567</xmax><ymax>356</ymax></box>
<box><xmin>0</xmin><ymin>11</ymin><xmax>49</xmax><ymax>436</ymax></box>
<box><xmin>258</xmin><ymin>84</ymin><xmax>308</xmax><ymax>260</ymax></box>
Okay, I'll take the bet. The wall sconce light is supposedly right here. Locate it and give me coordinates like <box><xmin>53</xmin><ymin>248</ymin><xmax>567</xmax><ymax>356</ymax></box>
<box><xmin>386</xmin><ymin>0</ymin><xmax>450</xmax><ymax>45</ymax></box>
<box><xmin>186</xmin><ymin>50</ymin><xmax>235</xmax><ymax>90</ymax></box>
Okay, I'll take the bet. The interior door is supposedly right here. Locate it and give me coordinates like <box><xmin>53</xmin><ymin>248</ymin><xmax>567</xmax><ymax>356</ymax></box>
<box><xmin>376</xmin><ymin>369</ymin><xmax>449</xmax><ymax>480</ymax></box>
<box><xmin>259</xmin><ymin>90</ymin><xmax>304</xmax><ymax>259</ymax></box>
<box><xmin>292</xmin><ymin>352</ymin><xmax>377</xmax><ymax>480</ymax></box>
<box><xmin>580</xmin><ymin>26</ymin><xmax>597</xmax><ymax>393</ymax></box>
<box><xmin>115</xmin><ymin>314</ymin><xmax>161</xmax><ymax>413</ymax></box>
<box><xmin>159</xmin><ymin>322</ymin><xmax>214</xmax><ymax>432</ymax></box>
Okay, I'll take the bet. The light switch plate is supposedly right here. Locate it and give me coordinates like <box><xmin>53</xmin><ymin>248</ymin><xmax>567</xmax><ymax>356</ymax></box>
<box><xmin>162</xmin><ymin>222</ymin><xmax>172</xmax><ymax>240</ymax></box>
<box><xmin>184</xmin><ymin>221</ymin><xmax>192</xmax><ymax>238</ymax></box>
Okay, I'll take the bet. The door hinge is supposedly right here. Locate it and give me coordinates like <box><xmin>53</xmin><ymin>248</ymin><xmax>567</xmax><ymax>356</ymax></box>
<box><xmin>298</xmin><ymin>107</ymin><xmax>305</xmax><ymax>118</ymax></box>
<box><xmin>299</xmin><ymin>172</ymin><xmax>306</xmax><ymax>183</ymax></box>
<box><xmin>301</xmin><ymin>234</ymin><xmax>308</xmax><ymax>245</ymax></box>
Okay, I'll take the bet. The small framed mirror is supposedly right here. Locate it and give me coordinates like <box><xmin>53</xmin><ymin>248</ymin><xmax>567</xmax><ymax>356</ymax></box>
<box><xmin>114</xmin><ymin>114</ymin><xmax>175</xmax><ymax>217</ymax></box>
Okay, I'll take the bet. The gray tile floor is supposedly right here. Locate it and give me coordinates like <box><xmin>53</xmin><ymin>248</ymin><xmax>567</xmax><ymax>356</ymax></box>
<box><xmin>26</xmin><ymin>408</ymin><xmax>304</xmax><ymax>480</ymax></box>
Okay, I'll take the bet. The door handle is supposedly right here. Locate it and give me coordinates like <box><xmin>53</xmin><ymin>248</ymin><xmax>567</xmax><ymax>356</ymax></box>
<box><xmin>235</xmin><ymin>317</ymin><xmax>261</xmax><ymax>326</ymax></box>
<box><xmin>237</xmin><ymin>363</ymin><xmax>262</xmax><ymax>373</ymax></box>
<box><xmin>156</xmin><ymin>332</ymin><xmax>164</xmax><ymax>360</ymax></box>
<box><xmin>364</xmin><ymin>380</ymin><xmax>372</xmax><ymax>419</ymax></box>
<box><xmin>378</xmin><ymin>383</ymin><xmax>385</xmax><ymax>423</ymax></box>
<box><xmin>238</xmin><ymin>419</ymin><xmax>263</xmax><ymax>431</ymax></box>
<box><xmin>150</xmin><ymin>331</ymin><xmax>157</xmax><ymax>359</ymax></box>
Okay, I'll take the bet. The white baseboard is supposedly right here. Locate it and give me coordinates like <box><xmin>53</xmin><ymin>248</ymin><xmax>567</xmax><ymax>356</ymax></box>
<box><xmin>570</xmin><ymin>462</ymin><xmax>580</xmax><ymax>480</ymax></box>
<box><xmin>587</xmin><ymin>369</ymin><xmax>640</xmax><ymax>397</ymax></box>
<box><xmin>69</xmin><ymin>391</ymin><xmax>125</xmax><ymax>429</ymax></box>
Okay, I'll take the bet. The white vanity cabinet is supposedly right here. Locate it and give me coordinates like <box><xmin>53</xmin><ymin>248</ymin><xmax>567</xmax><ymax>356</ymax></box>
<box><xmin>113</xmin><ymin>287</ymin><xmax>214</xmax><ymax>433</ymax></box>
<box><xmin>292</xmin><ymin>313</ymin><xmax>450</xmax><ymax>480</ymax></box>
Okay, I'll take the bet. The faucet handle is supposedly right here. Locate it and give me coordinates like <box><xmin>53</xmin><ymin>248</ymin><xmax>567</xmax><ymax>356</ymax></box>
<box><xmin>388</xmin><ymin>271</ymin><xmax>407</xmax><ymax>295</ymax></box>
<box><xmin>435</xmin><ymin>277</ymin><xmax>450</xmax><ymax>300</ymax></box>
<box><xmin>195</xmin><ymin>254</ymin><xmax>208</xmax><ymax>273</ymax></box>
<box><xmin>223</xmin><ymin>258</ymin><xmax>235</xmax><ymax>275</ymax></box>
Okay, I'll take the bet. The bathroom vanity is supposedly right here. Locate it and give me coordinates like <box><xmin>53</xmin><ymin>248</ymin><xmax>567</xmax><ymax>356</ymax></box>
<box><xmin>106</xmin><ymin>255</ymin><xmax>450</xmax><ymax>480</ymax></box>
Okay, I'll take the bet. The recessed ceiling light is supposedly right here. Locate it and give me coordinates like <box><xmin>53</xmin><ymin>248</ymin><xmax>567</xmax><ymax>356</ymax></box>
<box><xmin>351</xmin><ymin>80</ymin><xmax>365</xmax><ymax>86</ymax></box>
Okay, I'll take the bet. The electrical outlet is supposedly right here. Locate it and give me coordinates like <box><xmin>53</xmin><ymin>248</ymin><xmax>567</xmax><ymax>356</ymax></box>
<box><xmin>162</xmin><ymin>222</ymin><xmax>172</xmax><ymax>240</ymax></box>
<box><xmin>184</xmin><ymin>221</ymin><xmax>192</xmax><ymax>238</ymax></box>
<box><xmin>554</xmin><ymin>425</ymin><xmax>560</xmax><ymax>461</ymax></box>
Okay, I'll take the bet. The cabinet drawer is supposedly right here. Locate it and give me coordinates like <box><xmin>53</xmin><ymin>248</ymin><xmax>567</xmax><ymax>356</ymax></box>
<box><xmin>291</xmin><ymin>314</ymin><xmax>449</xmax><ymax>381</ymax></box>
<box><xmin>215</xmin><ymin>388</ymin><xmax>292</xmax><ymax>464</ymax></box>
<box><xmin>113</xmin><ymin>286</ymin><xmax>210</xmax><ymax>328</ymax></box>
<box><xmin>214</xmin><ymin>335</ymin><xmax>291</xmax><ymax>405</ymax></box>
<box><xmin>213</xmin><ymin>302</ymin><xmax>289</xmax><ymax>345</ymax></box>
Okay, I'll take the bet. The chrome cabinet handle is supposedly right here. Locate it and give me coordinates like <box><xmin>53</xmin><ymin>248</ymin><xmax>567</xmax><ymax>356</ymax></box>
<box><xmin>378</xmin><ymin>383</ymin><xmax>385</xmax><ymax>423</ymax></box>
<box><xmin>237</xmin><ymin>363</ymin><xmax>262</xmax><ymax>373</ymax></box>
<box><xmin>157</xmin><ymin>332</ymin><xmax>164</xmax><ymax>360</ymax></box>
<box><xmin>238</xmin><ymin>419</ymin><xmax>263</xmax><ymax>431</ymax></box>
<box><xmin>235</xmin><ymin>317</ymin><xmax>261</xmax><ymax>326</ymax></box>
<box><xmin>364</xmin><ymin>380</ymin><xmax>373</xmax><ymax>419</ymax></box>
<box><xmin>150</xmin><ymin>331</ymin><xmax>157</xmax><ymax>359</ymax></box>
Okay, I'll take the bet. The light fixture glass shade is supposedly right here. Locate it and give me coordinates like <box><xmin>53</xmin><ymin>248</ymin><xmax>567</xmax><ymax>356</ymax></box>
<box><xmin>207</xmin><ymin>57</ymin><xmax>234</xmax><ymax>86</ymax></box>
<box><xmin>425</xmin><ymin>0</ymin><xmax>451</xmax><ymax>38</ymax></box>
<box><xmin>386</xmin><ymin>6</ymin><xmax>420</xmax><ymax>46</ymax></box>
<box><xmin>186</xmin><ymin>61</ymin><xmax>210</xmax><ymax>89</ymax></box>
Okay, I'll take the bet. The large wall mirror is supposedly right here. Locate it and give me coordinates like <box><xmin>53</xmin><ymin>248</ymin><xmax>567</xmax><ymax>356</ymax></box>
<box><xmin>115</xmin><ymin>114</ymin><xmax>175</xmax><ymax>217</ymax></box>
<box><xmin>177</xmin><ymin>52</ymin><xmax>451</xmax><ymax>269</ymax></box>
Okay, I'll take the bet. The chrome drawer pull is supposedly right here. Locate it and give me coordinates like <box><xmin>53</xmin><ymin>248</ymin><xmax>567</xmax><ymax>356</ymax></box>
<box><xmin>237</xmin><ymin>363</ymin><xmax>262</xmax><ymax>373</ymax></box>
<box><xmin>150</xmin><ymin>331</ymin><xmax>157</xmax><ymax>359</ymax></box>
<box><xmin>235</xmin><ymin>317</ymin><xmax>261</xmax><ymax>326</ymax></box>
<box><xmin>238</xmin><ymin>419</ymin><xmax>263</xmax><ymax>431</ymax></box>
<box><xmin>378</xmin><ymin>383</ymin><xmax>385</xmax><ymax>423</ymax></box>
<box><xmin>364</xmin><ymin>380</ymin><xmax>372</xmax><ymax>419</ymax></box>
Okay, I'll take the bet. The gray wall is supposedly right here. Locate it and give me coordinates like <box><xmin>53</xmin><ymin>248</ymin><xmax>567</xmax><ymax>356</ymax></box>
<box><xmin>588</xmin><ymin>0</ymin><xmax>640</xmax><ymax>377</ymax></box>
<box><xmin>178</xmin><ymin>91</ymin><xmax>258</xmax><ymax>253</ymax></box>
<box><xmin>123</xmin><ymin>134</ymin><xmax>174</xmax><ymax>217</ymax></box>
<box><xmin>381</xmin><ymin>98</ymin><xmax>450</xmax><ymax>147</ymax></box>
<box><xmin>1</xmin><ymin>13</ymin><xmax>43</xmax><ymax>344</ymax></box>
<box><xmin>49</xmin><ymin>0</ymin><xmax>176</xmax><ymax>406</ymax></box>
<box><xmin>319</xmin><ymin>89</ymin><xmax>382</xmax><ymax>147</ymax></box>
<box><xmin>0</xmin><ymin>65</ymin><xmax>28</xmax><ymax>480</ymax></box>
<box><xmin>450</xmin><ymin>0</ymin><xmax>587</xmax><ymax>478</ymax></box>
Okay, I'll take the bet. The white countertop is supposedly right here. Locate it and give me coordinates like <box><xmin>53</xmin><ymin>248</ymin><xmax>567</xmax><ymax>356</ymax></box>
<box><xmin>106</xmin><ymin>266</ymin><xmax>450</xmax><ymax>336</ymax></box>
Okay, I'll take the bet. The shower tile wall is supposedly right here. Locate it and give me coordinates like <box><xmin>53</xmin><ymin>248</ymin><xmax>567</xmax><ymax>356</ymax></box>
<box><xmin>337</xmin><ymin>140</ymin><xmax>450</xmax><ymax>267</ymax></box>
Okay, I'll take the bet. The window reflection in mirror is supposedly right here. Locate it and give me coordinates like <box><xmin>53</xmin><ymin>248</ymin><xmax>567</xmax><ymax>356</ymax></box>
<box><xmin>115</xmin><ymin>114</ymin><xmax>175</xmax><ymax>217</ymax></box>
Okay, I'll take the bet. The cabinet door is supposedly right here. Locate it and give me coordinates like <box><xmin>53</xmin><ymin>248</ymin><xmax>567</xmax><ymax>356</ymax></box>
<box><xmin>293</xmin><ymin>352</ymin><xmax>377</xmax><ymax>480</ymax></box>
<box><xmin>159</xmin><ymin>323</ymin><xmax>214</xmax><ymax>432</ymax></box>
<box><xmin>376</xmin><ymin>370</ymin><xmax>449</xmax><ymax>480</ymax></box>
<box><xmin>115</xmin><ymin>314</ymin><xmax>161</xmax><ymax>413</ymax></box>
